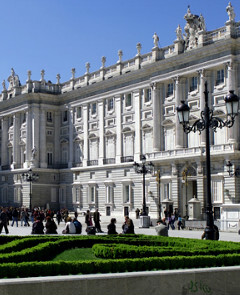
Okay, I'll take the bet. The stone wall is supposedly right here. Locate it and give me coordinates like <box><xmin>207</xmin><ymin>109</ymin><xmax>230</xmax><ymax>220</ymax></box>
<box><xmin>0</xmin><ymin>266</ymin><xmax>239</xmax><ymax>295</ymax></box>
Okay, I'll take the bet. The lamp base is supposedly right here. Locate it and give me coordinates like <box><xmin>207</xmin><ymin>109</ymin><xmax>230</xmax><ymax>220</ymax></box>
<box><xmin>139</xmin><ymin>215</ymin><xmax>150</xmax><ymax>228</ymax></box>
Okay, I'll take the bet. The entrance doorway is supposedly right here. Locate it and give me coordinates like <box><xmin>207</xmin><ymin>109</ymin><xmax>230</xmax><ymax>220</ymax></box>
<box><xmin>182</xmin><ymin>180</ymin><xmax>197</xmax><ymax>218</ymax></box>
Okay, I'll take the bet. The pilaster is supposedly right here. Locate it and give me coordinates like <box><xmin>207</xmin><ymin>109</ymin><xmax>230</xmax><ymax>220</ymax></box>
<box><xmin>83</xmin><ymin>105</ymin><xmax>89</xmax><ymax>166</ymax></box>
<box><xmin>115</xmin><ymin>95</ymin><xmax>122</xmax><ymax>164</ymax></box>
<box><xmin>175</xmin><ymin>76</ymin><xmax>184</xmax><ymax>148</ymax></box>
<box><xmin>133</xmin><ymin>89</ymin><xmax>141</xmax><ymax>161</ymax></box>
<box><xmin>227</xmin><ymin>62</ymin><xmax>238</xmax><ymax>144</ymax></box>
<box><xmin>12</xmin><ymin>113</ymin><xmax>20</xmax><ymax>168</ymax></box>
<box><xmin>40</xmin><ymin>109</ymin><xmax>47</xmax><ymax>168</ymax></box>
<box><xmin>68</xmin><ymin>108</ymin><xmax>74</xmax><ymax>168</ymax></box>
<box><xmin>152</xmin><ymin>82</ymin><xmax>163</xmax><ymax>151</ymax></box>
<box><xmin>98</xmin><ymin>100</ymin><xmax>104</xmax><ymax>165</ymax></box>
<box><xmin>1</xmin><ymin>117</ymin><xmax>8</xmax><ymax>168</ymax></box>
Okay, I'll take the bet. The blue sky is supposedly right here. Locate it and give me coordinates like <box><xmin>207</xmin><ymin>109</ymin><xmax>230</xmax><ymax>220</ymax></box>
<box><xmin>0</xmin><ymin>0</ymin><xmax>239</xmax><ymax>86</ymax></box>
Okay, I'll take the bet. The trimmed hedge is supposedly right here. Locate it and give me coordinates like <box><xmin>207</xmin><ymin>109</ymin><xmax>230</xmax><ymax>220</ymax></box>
<box><xmin>0</xmin><ymin>234</ymin><xmax>240</xmax><ymax>278</ymax></box>
<box><xmin>1</xmin><ymin>253</ymin><xmax>240</xmax><ymax>278</ymax></box>
<box><xmin>92</xmin><ymin>243</ymin><xmax>240</xmax><ymax>259</ymax></box>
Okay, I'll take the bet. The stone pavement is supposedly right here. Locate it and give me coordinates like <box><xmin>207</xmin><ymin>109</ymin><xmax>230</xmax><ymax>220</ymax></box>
<box><xmin>3</xmin><ymin>215</ymin><xmax>240</xmax><ymax>242</ymax></box>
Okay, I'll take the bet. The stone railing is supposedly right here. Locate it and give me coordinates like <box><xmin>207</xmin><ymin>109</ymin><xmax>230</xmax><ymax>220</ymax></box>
<box><xmin>0</xmin><ymin>21</ymin><xmax>238</xmax><ymax>100</ymax></box>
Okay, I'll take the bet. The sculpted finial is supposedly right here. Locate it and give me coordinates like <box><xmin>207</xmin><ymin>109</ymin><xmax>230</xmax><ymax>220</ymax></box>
<box><xmin>117</xmin><ymin>50</ymin><xmax>123</xmax><ymax>63</ymax></box>
<box><xmin>136</xmin><ymin>43</ymin><xmax>142</xmax><ymax>56</ymax></box>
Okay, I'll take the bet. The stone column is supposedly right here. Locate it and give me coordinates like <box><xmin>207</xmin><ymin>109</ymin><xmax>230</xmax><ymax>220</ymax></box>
<box><xmin>12</xmin><ymin>113</ymin><xmax>20</xmax><ymax>168</ymax></box>
<box><xmin>115</xmin><ymin>95</ymin><xmax>122</xmax><ymax>164</ymax></box>
<box><xmin>68</xmin><ymin>108</ymin><xmax>73</xmax><ymax>168</ymax></box>
<box><xmin>175</xmin><ymin>76</ymin><xmax>184</xmax><ymax>148</ymax></box>
<box><xmin>1</xmin><ymin>117</ymin><xmax>8</xmax><ymax>168</ymax></box>
<box><xmin>83</xmin><ymin>105</ymin><xmax>89</xmax><ymax>166</ymax></box>
<box><xmin>152</xmin><ymin>82</ymin><xmax>163</xmax><ymax>151</ymax></box>
<box><xmin>199</xmin><ymin>69</ymin><xmax>206</xmax><ymax>146</ymax></box>
<box><xmin>25</xmin><ymin>110</ymin><xmax>32</xmax><ymax>168</ymax></box>
<box><xmin>134</xmin><ymin>89</ymin><xmax>141</xmax><ymax>161</ymax></box>
<box><xmin>31</xmin><ymin>106</ymin><xmax>40</xmax><ymax>168</ymax></box>
<box><xmin>40</xmin><ymin>109</ymin><xmax>47</xmax><ymax>168</ymax></box>
<box><xmin>54</xmin><ymin>111</ymin><xmax>61</xmax><ymax>167</ymax></box>
<box><xmin>98</xmin><ymin>100</ymin><xmax>104</xmax><ymax>165</ymax></box>
<box><xmin>227</xmin><ymin>62</ymin><xmax>238</xmax><ymax>144</ymax></box>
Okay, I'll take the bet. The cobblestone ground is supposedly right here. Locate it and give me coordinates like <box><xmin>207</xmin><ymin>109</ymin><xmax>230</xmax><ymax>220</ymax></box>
<box><xmin>3</xmin><ymin>215</ymin><xmax>240</xmax><ymax>242</ymax></box>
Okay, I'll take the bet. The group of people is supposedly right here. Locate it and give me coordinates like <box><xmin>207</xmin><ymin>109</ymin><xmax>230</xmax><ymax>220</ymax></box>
<box><xmin>0</xmin><ymin>206</ymin><xmax>135</xmax><ymax>236</ymax></box>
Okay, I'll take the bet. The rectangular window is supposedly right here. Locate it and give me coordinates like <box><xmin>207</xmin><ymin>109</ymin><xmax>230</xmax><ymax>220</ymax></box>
<box><xmin>167</xmin><ymin>83</ymin><xmax>174</xmax><ymax>97</ymax></box>
<box><xmin>107</xmin><ymin>98</ymin><xmax>114</xmax><ymax>111</ymax></box>
<box><xmin>59</xmin><ymin>188</ymin><xmax>65</xmax><ymax>203</ymax></box>
<box><xmin>47</xmin><ymin>112</ymin><xmax>52</xmax><ymax>122</ymax></box>
<box><xmin>47</xmin><ymin>152</ymin><xmax>53</xmax><ymax>166</ymax></box>
<box><xmin>164</xmin><ymin>183</ymin><xmax>170</xmax><ymax>200</ymax></box>
<box><xmin>126</xmin><ymin>93</ymin><xmax>132</xmax><ymax>107</ymax></box>
<box><xmin>190</xmin><ymin>77</ymin><xmax>198</xmax><ymax>92</ymax></box>
<box><xmin>75</xmin><ymin>187</ymin><xmax>80</xmax><ymax>203</ymax></box>
<box><xmin>51</xmin><ymin>188</ymin><xmax>57</xmax><ymax>202</ymax></box>
<box><xmin>212</xmin><ymin>179</ymin><xmax>223</xmax><ymax>202</ymax></box>
<box><xmin>124</xmin><ymin>185</ymin><xmax>130</xmax><ymax>203</ymax></box>
<box><xmin>216</xmin><ymin>69</ymin><xmax>224</xmax><ymax>85</ymax></box>
<box><xmin>76</xmin><ymin>107</ymin><xmax>82</xmax><ymax>119</ymax></box>
<box><xmin>106</xmin><ymin>186</ymin><xmax>113</xmax><ymax>203</ymax></box>
<box><xmin>90</xmin><ymin>186</ymin><xmax>95</xmax><ymax>203</ymax></box>
<box><xmin>145</xmin><ymin>89</ymin><xmax>151</xmax><ymax>103</ymax></box>
<box><xmin>63</xmin><ymin>110</ymin><xmax>68</xmax><ymax>122</ymax></box>
<box><xmin>91</xmin><ymin>103</ymin><xmax>97</xmax><ymax>115</ymax></box>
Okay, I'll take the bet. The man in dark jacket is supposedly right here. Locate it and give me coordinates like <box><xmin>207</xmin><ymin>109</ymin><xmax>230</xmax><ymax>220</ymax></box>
<box><xmin>93</xmin><ymin>209</ymin><xmax>103</xmax><ymax>233</ymax></box>
<box><xmin>0</xmin><ymin>208</ymin><xmax>9</xmax><ymax>234</ymax></box>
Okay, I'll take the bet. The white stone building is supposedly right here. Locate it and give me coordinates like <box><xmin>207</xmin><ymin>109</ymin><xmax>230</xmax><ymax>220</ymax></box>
<box><xmin>0</xmin><ymin>4</ymin><xmax>240</xmax><ymax>229</ymax></box>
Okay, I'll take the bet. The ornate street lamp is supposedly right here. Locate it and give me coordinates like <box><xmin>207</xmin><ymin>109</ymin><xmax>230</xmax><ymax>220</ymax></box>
<box><xmin>226</xmin><ymin>161</ymin><xmax>240</xmax><ymax>177</ymax></box>
<box><xmin>22</xmin><ymin>169</ymin><xmax>39</xmax><ymax>210</ymax></box>
<box><xmin>133</xmin><ymin>155</ymin><xmax>154</xmax><ymax>217</ymax></box>
<box><xmin>177</xmin><ymin>82</ymin><xmax>239</xmax><ymax>240</ymax></box>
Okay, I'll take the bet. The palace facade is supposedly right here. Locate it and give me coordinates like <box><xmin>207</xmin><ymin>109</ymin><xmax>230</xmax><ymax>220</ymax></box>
<box><xmin>1</xmin><ymin>4</ymin><xmax>240</xmax><ymax>229</ymax></box>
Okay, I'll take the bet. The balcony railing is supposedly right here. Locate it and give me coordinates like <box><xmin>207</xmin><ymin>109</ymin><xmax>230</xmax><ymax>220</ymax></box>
<box><xmin>87</xmin><ymin>160</ymin><xmax>98</xmax><ymax>166</ymax></box>
<box><xmin>1</xmin><ymin>165</ymin><xmax>10</xmax><ymax>171</ymax></box>
<box><xmin>121</xmin><ymin>156</ymin><xmax>134</xmax><ymax>163</ymax></box>
<box><xmin>72</xmin><ymin>162</ymin><xmax>83</xmax><ymax>167</ymax></box>
<box><xmin>103</xmin><ymin>158</ymin><xmax>116</xmax><ymax>164</ymax></box>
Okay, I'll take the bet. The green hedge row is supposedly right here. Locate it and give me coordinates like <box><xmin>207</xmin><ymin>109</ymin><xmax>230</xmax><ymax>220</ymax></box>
<box><xmin>1</xmin><ymin>252</ymin><xmax>240</xmax><ymax>278</ymax></box>
<box><xmin>92</xmin><ymin>243</ymin><xmax>240</xmax><ymax>259</ymax></box>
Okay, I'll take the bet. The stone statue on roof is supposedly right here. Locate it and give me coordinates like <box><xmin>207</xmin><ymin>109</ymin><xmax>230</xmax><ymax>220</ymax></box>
<box><xmin>183</xmin><ymin>6</ymin><xmax>206</xmax><ymax>50</ymax></box>
<box><xmin>7</xmin><ymin>68</ymin><xmax>20</xmax><ymax>90</ymax></box>
<box><xmin>153</xmin><ymin>32</ymin><xmax>159</xmax><ymax>48</ymax></box>
<box><xmin>176</xmin><ymin>25</ymin><xmax>183</xmax><ymax>41</ymax></box>
<box><xmin>226</xmin><ymin>2</ymin><xmax>235</xmax><ymax>22</ymax></box>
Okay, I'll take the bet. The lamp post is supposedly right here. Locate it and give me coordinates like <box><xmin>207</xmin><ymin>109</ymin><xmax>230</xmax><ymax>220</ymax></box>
<box><xmin>182</xmin><ymin>168</ymin><xmax>190</xmax><ymax>220</ymax></box>
<box><xmin>226</xmin><ymin>161</ymin><xmax>240</xmax><ymax>177</ymax></box>
<box><xmin>177</xmin><ymin>82</ymin><xmax>239</xmax><ymax>240</ymax></box>
<box><xmin>156</xmin><ymin>169</ymin><xmax>161</xmax><ymax>220</ymax></box>
<box><xmin>133</xmin><ymin>155</ymin><xmax>154</xmax><ymax>226</ymax></box>
<box><xmin>22</xmin><ymin>169</ymin><xmax>39</xmax><ymax>211</ymax></box>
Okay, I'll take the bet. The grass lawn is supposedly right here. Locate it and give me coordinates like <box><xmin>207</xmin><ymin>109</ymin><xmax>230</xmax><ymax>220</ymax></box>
<box><xmin>52</xmin><ymin>248</ymin><xmax>100</xmax><ymax>261</ymax></box>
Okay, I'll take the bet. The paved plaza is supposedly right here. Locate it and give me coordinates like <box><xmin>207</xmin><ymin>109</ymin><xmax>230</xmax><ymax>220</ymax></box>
<box><xmin>2</xmin><ymin>215</ymin><xmax>240</xmax><ymax>242</ymax></box>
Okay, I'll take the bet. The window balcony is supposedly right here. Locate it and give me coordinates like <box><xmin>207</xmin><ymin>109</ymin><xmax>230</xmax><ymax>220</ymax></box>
<box><xmin>87</xmin><ymin>160</ymin><xmax>98</xmax><ymax>166</ymax></box>
<box><xmin>121</xmin><ymin>156</ymin><xmax>134</xmax><ymax>163</ymax></box>
<box><xmin>103</xmin><ymin>158</ymin><xmax>116</xmax><ymax>164</ymax></box>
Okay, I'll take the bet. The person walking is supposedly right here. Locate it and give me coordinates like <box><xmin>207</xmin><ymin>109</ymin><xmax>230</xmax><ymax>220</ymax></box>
<box><xmin>20</xmin><ymin>209</ymin><xmax>27</xmax><ymax>226</ymax></box>
<box><xmin>93</xmin><ymin>209</ymin><xmax>103</xmax><ymax>233</ymax></box>
<box><xmin>0</xmin><ymin>208</ymin><xmax>9</xmax><ymax>234</ymax></box>
<box><xmin>11</xmin><ymin>207</ymin><xmax>19</xmax><ymax>227</ymax></box>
